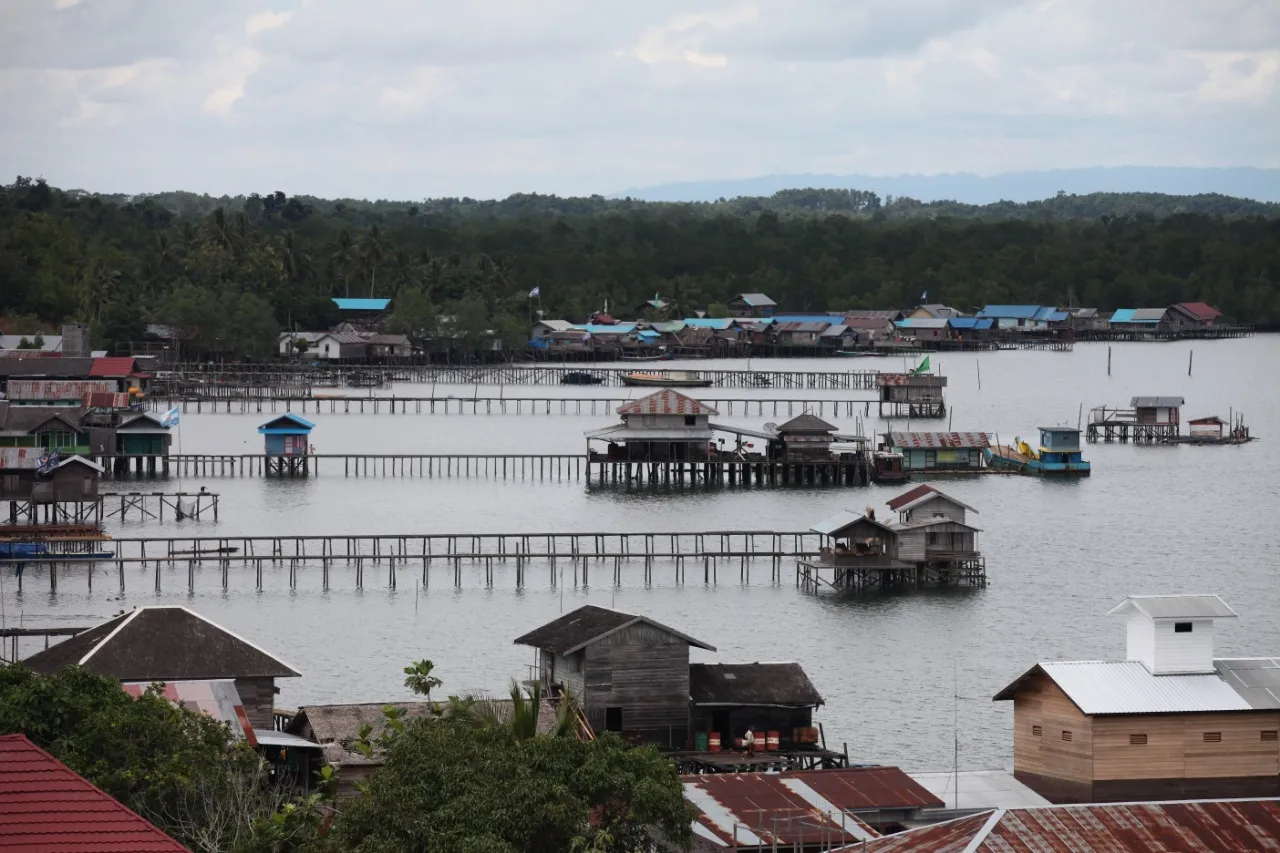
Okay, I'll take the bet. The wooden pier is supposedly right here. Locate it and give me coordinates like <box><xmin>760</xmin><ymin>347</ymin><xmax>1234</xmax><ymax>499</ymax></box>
<box><xmin>0</xmin><ymin>627</ymin><xmax>91</xmax><ymax>664</ymax></box>
<box><xmin>149</xmin><ymin>394</ymin><xmax>877</xmax><ymax>418</ymax></box>
<box><xmin>4</xmin><ymin>498</ymin><xmax>104</xmax><ymax>526</ymax></box>
<box><xmin>2</xmin><ymin>529</ymin><xmax>823</xmax><ymax>593</ymax></box>
<box><xmin>88</xmin><ymin>452</ymin><xmax>874</xmax><ymax>486</ymax></box>
<box><xmin>154</xmin><ymin>364</ymin><xmax>881</xmax><ymax>392</ymax></box>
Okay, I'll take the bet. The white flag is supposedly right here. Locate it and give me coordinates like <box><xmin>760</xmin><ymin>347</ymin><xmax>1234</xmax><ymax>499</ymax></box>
<box><xmin>161</xmin><ymin>407</ymin><xmax>180</xmax><ymax>428</ymax></box>
<box><xmin>921</xmin><ymin>289</ymin><xmax>928</xmax><ymax>300</ymax></box>
<box><xmin>528</xmin><ymin>287</ymin><xmax>541</xmax><ymax>298</ymax></box>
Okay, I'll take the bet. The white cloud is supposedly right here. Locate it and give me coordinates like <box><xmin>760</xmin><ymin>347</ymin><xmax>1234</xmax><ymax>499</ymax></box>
<box><xmin>245</xmin><ymin>10</ymin><xmax>294</xmax><ymax>38</ymax></box>
<box><xmin>0</xmin><ymin>0</ymin><xmax>1275</xmax><ymax>198</ymax></box>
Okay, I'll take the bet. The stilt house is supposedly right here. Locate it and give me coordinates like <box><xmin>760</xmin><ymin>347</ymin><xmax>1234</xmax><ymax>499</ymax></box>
<box><xmin>585</xmin><ymin>389</ymin><xmax>716</xmax><ymax>462</ymax></box>
<box><xmin>688</xmin><ymin>662</ymin><xmax>823</xmax><ymax>750</ymax></box>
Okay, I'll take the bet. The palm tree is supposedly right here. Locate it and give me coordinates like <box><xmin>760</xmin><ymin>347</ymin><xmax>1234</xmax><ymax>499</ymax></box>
<box><xmin>277</xmin><ymin>229</ymin><xmax>311</xmax><ymax>286</ymax></box>
<box><xmin>462</xmin><ymin>680</ymin><xmax>577</xmax><ymax>741</ymax></box>
<box><xmin>361</xmin><ymin>224</ymin><xmax>385</xmax><ymax>296</ymax></box>
<box><xmin>331</xmin><ymin>230</ymin><xmax>356</xmax><ymax>297</ymax></box>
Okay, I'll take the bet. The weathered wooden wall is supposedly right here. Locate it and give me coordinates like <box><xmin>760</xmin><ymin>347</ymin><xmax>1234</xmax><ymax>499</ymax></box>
<box><xmin>584</xmin><ymin>622</ymin><xmax>691</xmax><ymax>747</ymax></box>
<box><xmin>235</xmin><ymin>675</ymin><xmax>278</xmax><ymax>731</ymax></box>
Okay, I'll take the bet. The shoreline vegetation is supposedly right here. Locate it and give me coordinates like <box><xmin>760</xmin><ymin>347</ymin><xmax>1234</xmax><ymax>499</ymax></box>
<box><xmin>2</xmin><ymin>178</ymin><xmax>1277</xmax><ymax>357</ymax></box>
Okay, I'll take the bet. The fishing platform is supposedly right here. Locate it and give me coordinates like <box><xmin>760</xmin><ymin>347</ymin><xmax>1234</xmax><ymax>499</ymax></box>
<box><xmin>1087</xmin><ymin>396</ymin><xmax>1184</xmax><ymax>443</ymax></box>
<box><xmin>0</xmin><ymin>529</ymin><xmax>823</xmax><ymax>593</ymax></box>
<box><xmin>875</xmin><ymin>371</ymin><xmax>947</xmax><ymax>418</ymax></box>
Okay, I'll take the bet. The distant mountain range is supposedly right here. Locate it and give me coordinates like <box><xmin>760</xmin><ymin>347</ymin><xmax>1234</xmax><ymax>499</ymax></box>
<box><xmin>613</xmin><ymin>166</ymin><xmax>1280</xmax><ymax>204</ymax></box>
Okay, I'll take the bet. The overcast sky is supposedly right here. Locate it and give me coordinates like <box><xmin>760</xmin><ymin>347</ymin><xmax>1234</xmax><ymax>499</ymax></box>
<box><xmin>2</xmin><ymin>0</ymin><xmax>1278</xmax><ymax>199</ymax></box>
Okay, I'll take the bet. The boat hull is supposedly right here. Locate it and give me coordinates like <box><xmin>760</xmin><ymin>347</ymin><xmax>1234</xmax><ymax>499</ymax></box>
<box><xmin>620</xmin><ymin>377</ymin><xmax>712</xmax><ymax>387</ymax></box>
<box><xmin>984</xmin><ymin>447</ymin><xmax>1091</xmax><ymax>475</ymax></box>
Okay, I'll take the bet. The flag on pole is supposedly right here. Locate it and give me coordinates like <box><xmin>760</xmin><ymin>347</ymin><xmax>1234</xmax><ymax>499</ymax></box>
<box><xmin>921</xmin><ymin>289</ymin><xmax>928</xmax><ymax>300</ymax></box>
<box><xmin>911</xmin><ymin>355</ymin><xmax>931</xmax><ymax>375</ymax></box>
<box><xmin>161</xmin><ymin>407</ymin><xmax>180</xmax><ymax>428</ymax></box>
<box><xmin>528</xmin><ymin>287</ymin><xmax>540</xmax><ymax>298</ymax></box>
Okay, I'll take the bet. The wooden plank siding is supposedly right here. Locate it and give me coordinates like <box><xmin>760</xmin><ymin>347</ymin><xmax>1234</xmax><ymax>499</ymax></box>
<box><xmin>234</xmin><ymin>675</ymin><xmax>278</xmax><ymax>731</ymax></box>
<box><xmin>1012</xmin><ymin>675</ymin><xmax>1280</xmax><ymax>803</ymax></box>
<box><xmin>583</xmin><ymin>622</ymin><xmax>692</xmax><ymax>747</ymax></box>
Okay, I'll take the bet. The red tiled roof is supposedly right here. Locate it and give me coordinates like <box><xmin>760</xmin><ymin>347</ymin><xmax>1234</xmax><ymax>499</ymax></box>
<box><xmin>886</xmin><ymin>484</ymin><xmax>938</xmax><ymax>512</ymax></box>
<box><xmin>0</xmin><ymin>734</ymin><xmax>188</xmax><ymax>852</ymax></box>
<box><xmin>617</xmin><ymin>389</ymin><xmax>718</xmax><ymax>416</ymax></box>
<box><xmin>1172</xmin><ymin>302</ymin><xmax>1222</xmax><ymax>322</ymax></box>
<box><xmin>88</xmin><ymin>357</ymin><xmax>141</xmax><ymax>377</ymax></box>
<box><xmin>858</xmin><ymin>799</ymin><xmax>1280</xmax><ymax>852</ymax></box>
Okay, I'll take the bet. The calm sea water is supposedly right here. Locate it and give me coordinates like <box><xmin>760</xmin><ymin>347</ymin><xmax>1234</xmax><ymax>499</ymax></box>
<box><xmin>4</xmin><ymin>337</ymin><xmax>1278</xmax><ymax>771</ymax></box>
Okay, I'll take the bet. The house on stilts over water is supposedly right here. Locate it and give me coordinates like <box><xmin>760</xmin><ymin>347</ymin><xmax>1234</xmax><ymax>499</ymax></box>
<box><xmin>797</xmin><ymin>484</ymin><xmax>985</xmax><ymax>592</ymax></box>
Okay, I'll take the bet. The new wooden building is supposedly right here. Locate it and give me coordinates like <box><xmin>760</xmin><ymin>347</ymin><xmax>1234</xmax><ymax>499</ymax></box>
<box><xmin>22</xmin><ymin>605</ymin><xmax>300</xmax><ymax>730</ymax></box>
<box><xmin>994</xmin><ymin>595</ymin><xmax>1280</xmax><ymax>803</ymax></box>
<box><xmin>515</xmin><ymin>604</ymin><xmax>716</xmax><ymax>747</ymax></box>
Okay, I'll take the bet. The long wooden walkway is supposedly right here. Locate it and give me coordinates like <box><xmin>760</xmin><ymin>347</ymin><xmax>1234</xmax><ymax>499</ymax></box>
<box><xmin>90</xmin><ymin>453</ymin><xmax>873</xmax><ymax>486</ymax></box>
<box><xmin>155</xmin><ymin>364</ymin><xmax>881</xmax><ymax>391</ymax></box>
<box><xmin>151</xmin><ymin>395</ymin><xmax>876</xmax><ymax>417</ymax></box>
<box><xmin>3</xmin><ymin>530</ymin><xmax>822</xmax><ymax>592</ymax></box>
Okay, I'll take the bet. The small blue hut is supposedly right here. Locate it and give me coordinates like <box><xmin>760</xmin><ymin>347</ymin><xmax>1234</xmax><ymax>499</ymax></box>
<box><xmin>257</xmin><ymin>413</ymin><xmax>315</xmax><ymax>475</ymax></box>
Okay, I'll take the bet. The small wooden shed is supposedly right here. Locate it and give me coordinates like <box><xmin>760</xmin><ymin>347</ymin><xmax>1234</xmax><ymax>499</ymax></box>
<box><xmin>774</xmin><ymin>413</ymin><xmax>839</xmax><ymax>461</ymax></box>
<box><xmin>257</xmin><ymin>413</ymin><xmax>315</xmax><ymax>456</ymax></box>
<box><xmin>115</xmin><ymin>412</ymin><xmax>172</xmax><ymax>457</ymax></box>
<box><xmin>688</xmin><ymin>662</ymin><xmax>823</xmax><ymax>750</ymax></box>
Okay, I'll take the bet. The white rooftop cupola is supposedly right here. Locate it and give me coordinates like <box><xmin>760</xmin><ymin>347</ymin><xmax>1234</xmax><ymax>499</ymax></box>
<box><xmin>1108</xmin><ymin>594</ymin><xmax>1237</xmax><ymax>675</ymax></box>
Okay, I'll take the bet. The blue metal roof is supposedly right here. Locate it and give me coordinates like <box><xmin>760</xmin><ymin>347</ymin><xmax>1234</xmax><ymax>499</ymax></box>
<box><xmin>332</xmin><ymin>298</ymin><xmax>390</xmax><ymax>311</ymax></box>
<box><xmin>1033</xmin><ymin>307</ymin><xmax>1070</xmax><ymax>322</ymax></box>
<box><xmin>578</xmin><ymin>323</ymin><xmax>637</xmax><ymax>335</ymax></box>
<box><xmin>895</xmin><ymin>318</ymin><xmax>950</xmax><ymax>329</ymax></box>
<box><xmin>948</xmin><ymin>317</ymin><xmax>993</xmax><ymax>330</ymax></box>
<box><xmin>977</xmin><ymin>305</ymin><xmax>1041</xmax><ymax>320</ymax></box>
<box><xmin>764</xmin><ymin>314</ymin><xmax>847</xmax><ymax>325</ymax></box>
<box><xmin>257</xmin><ymin>413</ymin><xmax>316</xmax><ymax>434</ymax></box>
<box><xmin>637</xmin><ymin>330</ymin><xmax>660</xmax><ymax>339</ymax></box>
<box><xmin>1110</xmin><ymin>308</ymin><xmax>1162</xmax><ymax>324</ymax></box>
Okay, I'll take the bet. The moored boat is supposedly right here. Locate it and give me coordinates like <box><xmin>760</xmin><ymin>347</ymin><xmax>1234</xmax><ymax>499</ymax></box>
<box><xmin>620</xmin><ymin>370</ymin><xmax>713</xmax><ymax>388</ymax></box>
<box><xmin>984</xmin><ymin>426</ymin><xmax>1090</xmax><ymax>475</ymax></box>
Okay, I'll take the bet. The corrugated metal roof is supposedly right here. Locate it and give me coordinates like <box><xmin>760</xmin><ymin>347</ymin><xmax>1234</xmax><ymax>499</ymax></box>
<box><xmin>1130</xmin><ymin>396</ymin><xmax>1185</xmax><ymax>408</ymax></box>
<box><xmin>819</xmin><ymin>324</ymin><xmax>851</xmax><ymax>336</ymax></box>
<box><xmin>888</xmin><ymin>432</ymin><xmax>990</xmax><ymax>449</ymax></box>
<box><xmin>977</xmin><ymin>305</ymin><xmax>1041</xmax><ymax>319</ymax></box>
<box><xmin>888</xmin><ymin>486</ymin><xmax>977</xmax><ymax>515</ymax></box>
<box><xmin>1214</xmin><ymin>658</ymin><xmax>1280</xmax><ymax>709</ymax></box>
<box><xmin>0</xmin><ymin>335</ymin><xmax>63</xmax><ymax>352</ymax></box>
<box><xmin>1108</xmin><ymin>594</ymin><xmax>1238</xmax><ymax>620</ymax></box>
<box><xmin>689</xmin><ymin>662</ymin><xmax>823</xmax><ymax>707</ymax></box>
<box><xmin>88</xmin><ymin>357</ymin><xmax>140</xmax><ymax>377</ymax></box>
<box><xmin>617</xmin><ymin>389</ymin><xmax>718</xmax><ymax>416</ymax></box>
<box><xmin>0</xmin><ymin>734</ymin><xmax>188</xmax><ymax>852</ymax></box>
<box><xmin>331</xmin><ymin>297</ymin><xmax>390</xmax><ymax>310</ymax></box>
<box><xmin>682</xmin><ymin>318</ymin><xmax>735</xmax><ymax>330</ymax></box>
<box><xmin>948</xmin><ymin>318</ymin><xmax>993</xmax><ymax>330</ymax></box>
<box><xmin>732</xmin><ymin>293</ymin><xmax>776</xmax><ymax>307</ymax></box>
<box><xmin>1172</xmin><ymin>302</ymin><xmax>1222</xmax><ymax>321</ymax></box>
<box><xmin>121</xmin><ymin>679</ymin><xmax>256</xmax><ymax>744</ymax></box>
<box><xmin>844</xmin><ymin>316</ymin><xmax>893</xmax><ymax>330</ymax></box>
<box><xmin>1032</xmin><ymin>307</ymin><xmax>1069</xmax><ymax>322</ymax></box>
<box><xmin>584</xmin><ymin>424</ymin><xmax>713</xmax><ymax>442</ymax></box>
<box><xmin>895</xmin><ymin>318</ymin><xmax>950</xmax><ymax>329</ymax></box>
<box><xmin>1010</xmin><ymin>661</ymin><xmax>1253</xmax><ymax>714</ymax></box>
<box><xmin>811</xmin><ymin>510</ymin><xmax>898</xmax><ymax>539</ymax></box>
<box><xmin>580</xmin><ymin>323</ymin><xmax>637</xmax><ymax>335</ymax></box>
<box><xmin>855</xmin><ymin>798</ymin><xmax>1280</xmax><ymax>853</ymax></box>
<box><xmin>533</xmin><ymin>320</ymin><xmax>575</xmax><ymax>331</ymax></box>
<box><xmin>683</xmin><ymin>772</ymin><xmax>880</xmax><ymax>847</ymax></box>
<box><xmin>1111</xmin><ymin>307</ymin><xmax>1166</xmax><ymax>323</ymax></box>
<box><xmin>257</xmin><ymin>413</ymin><xmax>315</xmax><ymax>433</ymax></box>
<box><xmin>792</xmin><ymin>767</ymin><xmax>945</xmax><ymax>811</ymax></box>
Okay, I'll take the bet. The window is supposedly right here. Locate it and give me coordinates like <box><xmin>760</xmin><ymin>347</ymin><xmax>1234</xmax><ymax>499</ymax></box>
<box><xmin>1175</xmin><ymin>622</ymin><xmax>1193</xmax><ymax>633</ymax></box>
<box><xmin>605</xmin><ymin>707</ymin><xmax>623</xmax><ymax>732</ymax></box>
<box><xmin>1061</xmin><ymin>730</ymin><xmax>1073</xmax><ymax>742</ymax></box>
<box><xmin>1031</xmin><ymin>725</ymin><xmax>1042</xmax><ymax>737</ymax></box>
<box><xmin>1130</xmin><ymin>734</ymin><xmax>1147</xmax><ymax>745</ymax></box>
<box><xmin>1203</xmin><ymin>732</ymin><xmax>1222</xmax><ymax>743</ymax></box>
<box><xmin>684</xmin><ymin>415</ymin><xmax>696</xmax><ymax>426</ymax></box>
<box><xmin>2</xmin><ymin>475</ymin><xmax>17</xmax><ymax>493</ymax></box>
<box><xmin>1262</xmin><ymin>731</ymin><xmax>1278</xmax><ymax>742</ymax></box>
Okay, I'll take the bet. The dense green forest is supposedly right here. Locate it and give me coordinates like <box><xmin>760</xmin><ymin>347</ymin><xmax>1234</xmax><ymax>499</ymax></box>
<box><xmin>2</xmin><ymin>177</ymin><xmax>1278</xmax><ymax>355</ymax></box>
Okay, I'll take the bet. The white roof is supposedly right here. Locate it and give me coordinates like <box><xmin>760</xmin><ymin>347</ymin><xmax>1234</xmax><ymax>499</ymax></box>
<box><xmin>1108</xmin><ymin>595</ymin><xmax>1238</xmax><ymax>620</ymax></box>
<box><xmin>0</xmin><ymin>335</ymin><xmax>63</xmax><ymax>352</ymax></box>
<box><xmin>534</xmin><ymin>320</ymin><xmax>575</xmax><ymax>331</ymax></box>
<box><xmin>584</xmin><ymin>424</ymin><xmax>712</xmax><ymax>442</ymax></box>
<box><xmin>1038</xmin><ymin>661</ymin><xmax>1251</xmax><ymax>715</ymax></box>
<box><xmin>908</xmin><ymin>770</ymin><xmax>1051</xmax><ymax>812</ymax></box>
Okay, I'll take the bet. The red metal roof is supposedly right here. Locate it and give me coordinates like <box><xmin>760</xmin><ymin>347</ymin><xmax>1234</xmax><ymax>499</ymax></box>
<box><xmin>888</xmin><ymin>432</ymin><xmax>990</xmax><ymax>449</ymax></box>
<box><xmin>886</xmin><ymin>484</ymin><xmax>938</xmax><ymax>512</ymax></box>
<box><xmin>88</xmin><ymin>357</ymin><xmax>143</xmax><ymax>378</ymax></box>
<box><xmin>858</xmin><ymin>799</ymin><xmax>1280</xmax><ymax>852</ymax></box>
<box><xmin>685</xmin><ymin>772</ymin><xmax>876</xmax><ymax>847</ymax></box>
<box><xmin>1172</xmin><ymin>302</ymin><xmax>1222</xmax><ymax>322</ymax></box>
<box><xmin>617</xmin><ymin>389</ymin><xmax>718</xmax><ymax>416</ymax></box>
<box><xmin>792</xmin><ymin>766</ymin><xmax>944</xmax><ymax>811</ymax></box>
<box><xmin>0</xmin><ymin>734</ymin><xmax>188</xmax><ymax>852</ymax></box>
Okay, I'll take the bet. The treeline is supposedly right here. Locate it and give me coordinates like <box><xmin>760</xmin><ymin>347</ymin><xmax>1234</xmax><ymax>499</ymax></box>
<box><xmin>2</xmin><ymin>177</ymin><xmax>1278</xmax><ymax>354</ymax></box>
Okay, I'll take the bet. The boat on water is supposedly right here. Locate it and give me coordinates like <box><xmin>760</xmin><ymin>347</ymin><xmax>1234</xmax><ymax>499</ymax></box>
<box><xmin>621</xmin><ymin>370</ymin><xmax>712</xmax><ymax>388</ymax></box>
<box><xmin>618</xmin><ymin>353</ymin><xmax>671</xmax><ymax>362</ymax></box>
<box><xmin>984</xmin><ymin>426</ymin><xmax>1090</xmax><ymax>475</ymax></box>
<box><xmin>870</xmin><ymin>450</ymin><xmax>909</xmax><ymax>483</ymax></box>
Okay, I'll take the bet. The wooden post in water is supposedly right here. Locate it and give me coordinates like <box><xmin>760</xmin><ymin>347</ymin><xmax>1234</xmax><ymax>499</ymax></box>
<box><xmin>1107</xmin><ymin>346</ymin><xmax>1112</xmax><ymax>376</ymax></box>
<box><xmin>1188</xmin><ymin>349</ymin><xmax>1194</xmax><ymax>377</ymax></box>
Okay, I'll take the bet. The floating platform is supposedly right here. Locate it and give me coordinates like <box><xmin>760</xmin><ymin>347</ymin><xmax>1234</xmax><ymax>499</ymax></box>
<box><xmin>984</xmin><ymin>445</ymin><xmax>1091</xmax><ymax>475</ymax></box>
